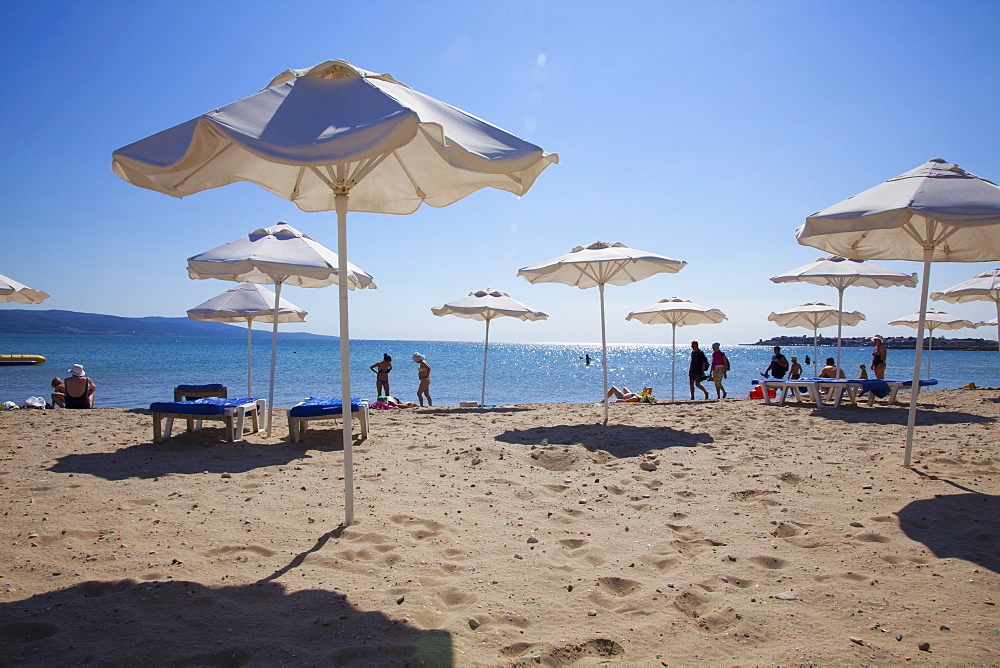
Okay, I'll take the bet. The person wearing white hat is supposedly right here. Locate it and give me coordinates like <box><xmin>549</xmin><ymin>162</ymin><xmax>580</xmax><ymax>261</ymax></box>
<box><xmin>63</xmin><ymin>364</ymin><xmax>96</xmax><ymax>409</ymax></box>
<box><xmin>412</xmin><ymin>353</ymin><xmax>432</xmax><ymax>406</ymax></box>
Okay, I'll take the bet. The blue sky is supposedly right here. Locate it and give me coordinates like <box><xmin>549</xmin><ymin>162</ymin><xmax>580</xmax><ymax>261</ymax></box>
<box><xmin>2</xmin><ymin>0</ymin><xmax>999</xmax><ymax>345</ymax></box>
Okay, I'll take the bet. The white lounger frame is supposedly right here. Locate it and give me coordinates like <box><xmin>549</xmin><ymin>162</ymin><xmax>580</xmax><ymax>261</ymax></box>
<box><xmin>152</xmin><ymin>399</ymin><xmax>266</xmax><ymax>443</ymax></box>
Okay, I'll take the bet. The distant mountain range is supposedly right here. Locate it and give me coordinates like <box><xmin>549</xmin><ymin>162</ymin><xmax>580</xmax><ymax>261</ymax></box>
<box><xmin>0</xmin><ymin>309</ymin><xmax>334</xmax><ymax>340</ymax></box>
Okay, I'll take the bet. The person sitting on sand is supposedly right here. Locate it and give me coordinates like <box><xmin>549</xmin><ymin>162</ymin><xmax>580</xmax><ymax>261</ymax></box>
<box><xmin>818</xmin><ymin>357</ymin><xmax>845</xmax><ymax>379</ymax></box>
<box><xmin>63</xmin><ymin>364</ymin><xmax>96</xmax><ymax>409</ymax></box>
<box><xmin>603</xmin><ymin>386</ymin><xmax>653</xmax><ymax>403</ymax></box>
<box><xmin>50</xmin><ymin>377</ymin><xmax>66</xmax><ymax>408</ymax></box>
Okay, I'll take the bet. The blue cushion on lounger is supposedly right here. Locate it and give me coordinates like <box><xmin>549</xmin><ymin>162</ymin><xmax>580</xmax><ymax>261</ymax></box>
<box><xmin>174</xmin><ymin>384</ymin><xmax>227</xmax><ymax>392</ymax></box>
<box><xmin>288</xmin><ymin>397</ymin><xmax>363</xmax><ymax>418</ymax></box>
<box><xmin>150</xmin><ymin>397</ymin><xmax>257</xmax><ymax>415</ymax></box>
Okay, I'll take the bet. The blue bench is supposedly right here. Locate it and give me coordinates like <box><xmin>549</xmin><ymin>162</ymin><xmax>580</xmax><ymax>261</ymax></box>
<box><xmin>287</xmin><ymin>397</ymin><xmax>369</xmax><ymax>442</ymax></box>
<box><xmin>150</xmin><ymin>397</ymin><xmax>265</xmax><ymax>443</ymax></box>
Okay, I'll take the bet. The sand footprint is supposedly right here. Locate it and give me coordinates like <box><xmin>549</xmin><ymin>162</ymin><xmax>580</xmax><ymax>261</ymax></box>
<box><xmin>203</xmin><ymin>544</ymin><xmax>276</xmax><ymax>558</ymax></box>
<box><xmin>389</xmin><ymin>514</ymin><xmax>449</xmax><ymax>540</ymax></box>
<box><xmin>596</xmin><ymin>576</ymin><xmax>641</xmax><ymax>597</ymax></box>
<box><xmin>672</xmin><ymin>586</ymin><xmax>742</xmax><ymax>633</ymax></box>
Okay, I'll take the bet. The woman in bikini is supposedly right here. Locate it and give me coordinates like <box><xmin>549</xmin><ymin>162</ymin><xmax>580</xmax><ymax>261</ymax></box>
<box><xmin>871</xmin><ymin>336</ymin><xmax>887</xmax><ymax>380</ymax></box>
<box><xmin>370</xmin><ymin>353</ymin><xmax>392</xmax><ymax>398</ymax></box>
<box><xmin>413</xmin><ymin>353</ymin><xmax>432</xmax><ymax>406</ymax></box>
<box><xmin>63</xmin><ymin>364</ymin><xmax>96</xmax><ymax>409</ymax></box>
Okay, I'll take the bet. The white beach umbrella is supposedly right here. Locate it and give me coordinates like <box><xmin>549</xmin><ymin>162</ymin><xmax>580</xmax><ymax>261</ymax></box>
<box><xmin>931</xmin><ymin>268</ymin><xmax>1000</xmax><ymax>376</ymax></box>
<box><xmin>767</xmin><ymin>302</ymin><xmax>866</xmax><ymax>377</ymax></box>
<box><xmin>431</xmin><ymin>288</ymin><xmax>547</xmax><ymax>407</ymax></box>
<box><xmin>518</xmin><ymin>242</ymin><xmax>686</xmax><ymax>423</ymax></box>
<box><xmin>188</xmin><ymin>222</ymin><xmax>374</xmax><ymax>437</ymax></box>
<box><xmin>0</xmin><ymin>273</ymin><xmax>50</xmax><ymax>304</ymax></box>
<box><xmin>887</xmin><ymin>309</ymin><xmax>976</xmax><ymax>378</ymax></box>
<box><xmin>187</xmin><ymin>281</ymin><xmax>308</xmax><ymax>397</ymax></box>
<box><xmin>770</xmin><ymin>256</ymin><xmax>915</xmax><ymax>372</ymax></box>
<box><xmin>625</xmin><ymin>298</ymin><xmax>726</xmax><ymax>401</ymax></box>
<box><xmin>112</xmin><ymin>59</ymin><xmax>557</xmax><ymax>526</ymax></box>
<box><xmin>797</xmin><ymin>158</ymin><xmax>1000</xmax><ymax>466</ymax></box>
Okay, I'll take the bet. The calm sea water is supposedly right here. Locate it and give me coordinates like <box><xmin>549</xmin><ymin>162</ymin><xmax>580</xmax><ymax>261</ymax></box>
<box><xmin>2</xmin><ymin>334</ymin><xmax>998</xmax><ymax>408</ymax></box>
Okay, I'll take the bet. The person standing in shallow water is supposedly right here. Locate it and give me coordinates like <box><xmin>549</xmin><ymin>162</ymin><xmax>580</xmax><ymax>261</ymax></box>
<box><xmin>413</xmin><ymin>352</ymin><xmax>432</xmax><ymax>406</ymax></box>
<box><xmin>370</xmin><ymin>353</ymin><xmax>392</xmax><ymax>398</ymax></box>
<box><xmin>688</xmin><ymin>341</ymin><xmax>709</xmax><ymax>400</ymax></box>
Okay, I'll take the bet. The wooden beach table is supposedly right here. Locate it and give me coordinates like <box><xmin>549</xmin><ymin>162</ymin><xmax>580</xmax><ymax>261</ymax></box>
<box><xmin>150</xmin><ymin>397</ymin><xmax>265</xmax><ymax>443</ymax></box>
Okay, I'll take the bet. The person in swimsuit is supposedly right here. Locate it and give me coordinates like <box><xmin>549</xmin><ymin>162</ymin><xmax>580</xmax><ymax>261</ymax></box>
<box><xmin>709</xmin><ymin>342</ymin><xmax>729</xmax><ymax>399</ymax></box>
<box><xmin>370</xmin><ymin>353</ymin><xmax>392</xmax><ymax>398</ymax></box>
<box><xmin>788</xmin><ymin>356</ymin><xmax>802</xmax><ymax>380</ymax></box>
<box><xmin>413</xmin><ymin>352</ymin><xmax>432</xmax><ymax>406</ymax></box>
<box><xmin>818</xmin><ymin>357</ymin><xmax>845</xmax><ymax>379</ymax></box>
<box><xmin>63</xmin><ymin>364</ymin><xmax>96</xmax><ymax>409</ymax></box>
<box><xmin>50</xmin><ymin>377</ymin><xmax>67</xmax><ymax>408</ymax></box>
<box><xmin>871</xmin><ymin>336</ymin><xmax>887</xmax><ymax>379</ymax></box>
<box><xmin>603</xmin><ymin>386</ymin><xmax>654</xmax><ymax>402</ymax></box>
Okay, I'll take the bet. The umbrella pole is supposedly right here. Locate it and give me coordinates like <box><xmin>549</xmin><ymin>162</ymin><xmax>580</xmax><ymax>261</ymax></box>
<box><xmin>481</xmin><ymin>318</ymin><xmax>490</xmax><ymax>407</ymax></box>
<box><xmin>336</xmin><ymin>190</ymin><xmax>355</xmax><ymax>526</ymax></box>
<box><xmin>996</xmin><ymin>301</ymin><xmax>1000</xmax><ymax>380</ymax></box>
<box><xmin>836</xmin><ymin>286</ymin><xmax>845</xmax><ymax>374</ymax></box>
<box><xmin>813</xmin><ymin>327</ymin><xmax>819</xmax><ymax>378</ymax></box>
<box><xmin>671</xmin><ymin>323</ymin><xmax>676</xmax><ymax>402</ymax></box>
<box><xmin>267</xmin><ymin>282</ymin><xmax>282</xmax><ymax>437</ymax></box>
<box><xmin>247</xmin><ymin>319</ymin><xmax>253</xmax><ymax>398</ymax></box>
<box><xmin>904</xmin><ymin>249</ymin><xmax>933</xmax><ymax>467</ymax></box>
<box><xmin>926</xmin><ymin>327</ymin><xmax>933</xmax><ymax>378</ymax></box>
<box><xmin>599</xmin><ymin>282</ymin><xmax>609</xmax><ymax>426</ymax></box>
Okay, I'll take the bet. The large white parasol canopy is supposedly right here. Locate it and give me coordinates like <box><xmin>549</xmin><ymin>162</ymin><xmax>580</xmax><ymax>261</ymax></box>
<box><xmin>518</xmin><ymin>242</ymin><xmax>686</xmax><ymax>423</ymax></box>
<box><xmin>797</xmin><ymin>158</ymin><xmax>1000</xmax><ymax>466</ymax></box>
<box><xmin>112</xmin><ymin>60</ymin><xmax>557</xmax><ymax>525</ymax></box>
<box><xmin>931</xmin><ymin>268</ymin><xmax>1000</xmax><ymax>377</ymax></box>
<box><xmin>431</xmin><ymin>289</ymin><xmax>547</xmax><ymax>407</ymax></box>
<box><xmin>625</xmin><ymin>298</ymin><xmax>726</xmax><ymax>401</ymax></box>
<box><xmin>770</xmin><ymin>256</ymin><xmax>915</xmax><ymax>371</ymax></box>
<box><xmin>187</xmin><ymin>222</ymin><xmax>374</xmax><ymax>437</ymax></box>
<box><xmin>887</xmin><ymin>308</ymin><xmax>976</xmax><ymax>378</ymax></box>
<box><xmin>767</xmin><ymin>302</ymin><xmax>866</xmax><ymax>377</ymax></box>
<box><xmin>187</xmin><ymin>281</ymin><xmax>308</xmax><ymax>397</ymax></box>
<box><xmin>0</xmin><ymin>273</ymin><xmax>50</xmax><ymax>304</ymax></box>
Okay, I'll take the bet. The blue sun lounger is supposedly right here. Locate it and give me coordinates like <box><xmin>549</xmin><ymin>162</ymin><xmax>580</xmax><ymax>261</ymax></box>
<box><xmin>150</xmin><ymin>397</ymin><xmax>266</xmax><ymax>443</ymax></box>
<box><xmin>287</xmin><ymin>397</ymin><xmax>369</xmax><ymax>443</ymax></box>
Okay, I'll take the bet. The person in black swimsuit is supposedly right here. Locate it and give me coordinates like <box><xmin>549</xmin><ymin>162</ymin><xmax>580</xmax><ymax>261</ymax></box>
<box><xmin>63</xmin><ymin>364</ymin><xmax>96</xmax><ymax>409</ymax></box>
<box><xmin>370</xmin><ymin>353</ymin><xmax>392</xmax><ymax>397</ymax></box>
<box><xmin>871</xmin><ymin>336</ymin><xmax>887</xmax><ymax>379</ymax></box>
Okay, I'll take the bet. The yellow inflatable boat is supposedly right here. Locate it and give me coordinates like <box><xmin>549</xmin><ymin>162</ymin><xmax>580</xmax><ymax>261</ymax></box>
<box><xmin>0</xmin><ymin>354</ymin><xmax>46</xmax><ymax>366</ymax></box>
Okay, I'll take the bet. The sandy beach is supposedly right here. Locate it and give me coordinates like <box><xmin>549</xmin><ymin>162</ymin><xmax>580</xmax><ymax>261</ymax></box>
<box><xmin>1</xmin><ymin>390</ymin><xmax>997</xmax><ymax>665</ymax></box>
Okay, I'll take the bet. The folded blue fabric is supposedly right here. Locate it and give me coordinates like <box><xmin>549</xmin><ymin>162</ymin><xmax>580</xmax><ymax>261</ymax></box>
<box><xmin>150</xmin><ymin>397</ymin><xmax>258</xmax><ymax>415</ymax></box>
<box><xmin>288</xmin><ymin>397</ymin><xmax>364</xmax><ymax>418</ymax></box>
<box><xmin>175</xmin><ymin>384</ymin><xmax>227</xmax><ymax>392</ymax></box>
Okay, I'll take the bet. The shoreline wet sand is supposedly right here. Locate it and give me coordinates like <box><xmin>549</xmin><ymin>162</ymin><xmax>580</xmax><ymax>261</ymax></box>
<box><xmin>1</xmin><ymin>390</ymin><xmax>997</xmax><ymax>665</ymax></box>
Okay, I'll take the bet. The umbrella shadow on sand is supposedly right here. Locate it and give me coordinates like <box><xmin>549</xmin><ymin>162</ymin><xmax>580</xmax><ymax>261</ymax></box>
<box><xmin>0</xmin><ymin>577</ymin><xmax>452</xmax><ymax>665</ymax></box>
<box><xmin>896</xmin><ymin>493</ymin><xmax>1000</xmax><ymax>574</ymax></box>
<box><xmin>496</xmin><ymin>424</ymin><xmax>713</xmax><ymax>459</ymax></box>
<box><xmin>47</xmin><ymin>439</ymin><xmax>322</xmax><ymax>481</ymax></box>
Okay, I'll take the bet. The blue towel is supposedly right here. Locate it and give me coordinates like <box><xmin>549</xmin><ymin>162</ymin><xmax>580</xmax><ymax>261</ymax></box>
<box><xmin>288</xmin><ymin>397</ymin><xmax>364</xmax><ymax>418</ymax></box>
<box><xmin>150</xmin><ymin>397</ymin><xmax>258</xmax><ymax>415</ymax></box>
<box><xmin>174</xmin><ymin>384</ymin><xmax>227</xmax><ymax>392</ymax></box>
